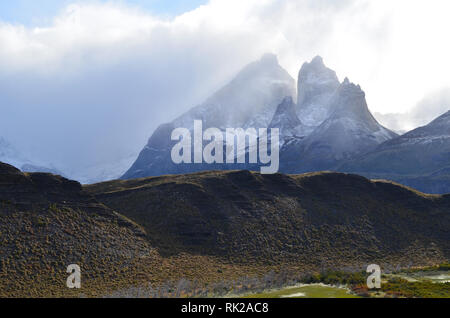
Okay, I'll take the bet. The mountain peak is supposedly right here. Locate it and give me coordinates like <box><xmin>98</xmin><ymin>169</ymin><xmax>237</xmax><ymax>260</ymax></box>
<box><xmin>339</xmin><ymin>78</ymin><xmax>364</xmax><ymax>97</ymax></box>
<box><xmin>269</xmin><ymin>96</ymin><xmax>312</xmax><ymax>142</ymax></box>
<box><xmin>259</xmin><ymin>53</ymin><xmax>279</xmax><ymax>66</ymax></box>
<box><xmin>297</xmin><ymin>56</ymin><xmax>340</xmax><ymax>127</ymax></box>
<box><xmin>310</xmin><ymin>55</ymin><xmax>324</xmax><ymax>66</ymax></box>
<box><xmin>270</xmin><ymin>96</ymin><xmax>299</xmax><ymax>128</ymax></box>
<box><xmin>420</xmin><ymin>108</ymin><xmax>450</xmax><ymax>133</ymax></box>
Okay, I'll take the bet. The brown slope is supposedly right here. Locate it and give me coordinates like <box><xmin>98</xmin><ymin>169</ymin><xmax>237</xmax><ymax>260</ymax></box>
<box><xmin>0</xmin><ymin>162</ymin><xmax>159</xmax><ymax>297</ymax></box>
<box><xmin>86</xmin><ymin>170</ymin><xmax>450</xmax><ymax>267</ymax></box>
<box><xmin>0</xmin><ymin>162</ymin><xmax>305</xmax><ymax>297</ymax></box>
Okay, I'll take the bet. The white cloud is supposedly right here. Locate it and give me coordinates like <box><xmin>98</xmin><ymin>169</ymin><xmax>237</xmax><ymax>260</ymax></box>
<box><xmin>0</xmin><ymin>0</ymin><xmax>449</xmax><ymax>179</ymax></box>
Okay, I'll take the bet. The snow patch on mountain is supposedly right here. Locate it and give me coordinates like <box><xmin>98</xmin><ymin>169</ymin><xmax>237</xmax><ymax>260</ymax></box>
<box><xmin>297</xmin><ymin>56</ymin><xmax>340</xmax><ymax>127</ymax></box>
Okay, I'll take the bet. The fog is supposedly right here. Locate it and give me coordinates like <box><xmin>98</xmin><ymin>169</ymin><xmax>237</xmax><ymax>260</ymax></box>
<box><xmin>0</xmin><ymin>0</ymin><xmax>449</xmax><ymax>180</ymax></box>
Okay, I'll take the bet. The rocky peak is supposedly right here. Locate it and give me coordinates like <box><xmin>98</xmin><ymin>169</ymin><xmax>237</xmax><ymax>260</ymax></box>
<box><xmin>430</xmin><ymin>109</ymin><xmax>450</xmax><ymax>126</ymax></box>
<box><xmin>173</xmin><ymin>53</ymin><xmax>296</xmax><ymax>130</ymax></box>
<box><xmin>270</xmin><ymin>97</ymin><xmax>298</xmax><ymax>122</ymax></box>
<box><xmin>402</xmin><ymin>109</ymin><xmax>450</xmax><ymax>139</ymax></box>
<box><xmin>328</xmin><ymin>78</ymin><xmax>377</xmax><ymax>127</ymax></box>
<box><xmin>337</xmin><ymin>78</ymin><xmax>365</xmax><ymax>101</ymax></box>
<box><xmin>269</xmin><ymin>96</ymin><xmax>301</xmax><ymax>129</ymax></box>
<box><xmin>297</xmin><ymin>56</ymin><xmax>341</xmax><ymax>127</ymax></box>
<box><xmin>297</xmin><ymin>56</ymin><xmax>340</xmax><ymax>102</ymax></box>
<box><xmin>269</xmin><ymin>97</ymin><xmax>312</xmax><ymax>143</ymax></box>
<box><xmin>259</xmin><ymin>53</ymin><xmax>279</xmax><ymax>67</ymax></box>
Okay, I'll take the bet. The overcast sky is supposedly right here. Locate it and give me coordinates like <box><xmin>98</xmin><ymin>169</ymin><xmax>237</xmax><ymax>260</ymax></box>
<box><xmin>1</xmin><ymin>0</ymin><xmax>449</xmax><ymax>175</ymax></box>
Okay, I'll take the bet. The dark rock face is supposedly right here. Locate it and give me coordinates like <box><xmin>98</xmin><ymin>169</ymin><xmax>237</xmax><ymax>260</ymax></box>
<box><xmin>269</xmin><ymin>96</ymin><xmax>312</xmax><ymax>146</ymax></box>
<box><xmin>297</xmin><ymin>56</ymin><xmax>340</xmax><ymax>127</ymax></box>
<box><xmin>281</xmin><ymin>78</ymin><xmax>397</xmax><ymax>173</ymax></box>
<box><xmin>340</xmin><ymin>110</ymin><xmax>450</xmax><ymax>194</ymax></box>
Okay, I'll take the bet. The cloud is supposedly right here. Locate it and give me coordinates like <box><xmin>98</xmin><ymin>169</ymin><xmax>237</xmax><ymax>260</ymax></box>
<box><xmin>375</xmin><ymin>88</ymin><xmax>450</xmax><ymax>133</ymax></box>
<box><xmin>0</xmin><ymin>0</ymin><xmax>449</xmax><ymax>180</ymax></box>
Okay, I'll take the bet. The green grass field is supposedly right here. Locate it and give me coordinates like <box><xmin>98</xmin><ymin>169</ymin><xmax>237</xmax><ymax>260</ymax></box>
<box><xmin>245</xmin><ymin>284</ymin><xmax>360</xmax><ymax>298</ymax></box>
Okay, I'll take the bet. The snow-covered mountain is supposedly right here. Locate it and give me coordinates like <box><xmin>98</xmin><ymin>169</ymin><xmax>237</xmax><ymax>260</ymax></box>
<box><xmin>0</xmin><ymin>137</ymin><xmax>29</xmax><ymax>169</ymax></box>
<box><xmin>340</xmin><ymin>110</ymin><xmax>450</xmax><ymax>193</ymax></box>
<box><xmin>123</xmin><ymin>55</ymin><xmax>401</xmax><ymax>181</ymax></box>
<box><xmin>297</xmin><ymin>56</ymin><xmax>340</xmax><ymax>128</ymax></box>
<box><xmin>281</xmin><ymin>75</ymin><xmax>397</xmax><ymax>172</ymax></box>
<box><xmin>172</xmin><ymin>53</ymin><xmax>295</xmax><ymax>130</ymax></box>
<box><xmin>67</xmin><ymin>154</ymin><xmax>138</xmax><ymax>184</ymax></box>
<box><xmin>269</xmin><ymin>96</ymin><xmax>311</xmax><ymax>145</ymax></box>
<box><xmin>123</xmin><ymin>54</ymin><xmax>296</xmax><ymax>179</ymax></box>
<box><xmin>0</xmin><ymin>137</ymin><xmax>66</xmax><ymax>177</ymax></box>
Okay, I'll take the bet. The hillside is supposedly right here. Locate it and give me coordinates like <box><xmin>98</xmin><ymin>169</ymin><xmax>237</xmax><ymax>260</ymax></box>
<box><xmin>1</xmin><ymin>162</ymin><xmax>281</xmax><ymax>298</ymax></box>
<box><xmin>2</xmin><ymin>161</ymin><xmax>449</xmax><ymax>297</ymax></box>
<box><xmin>87</xmin><ymin>170</ymin><xmax>450</xmax><ymax>266</ymax></box>
<box><xmin>0</xmin><ymin>162</ymin><xmax>160</xmax><ymax>297</ymax></box>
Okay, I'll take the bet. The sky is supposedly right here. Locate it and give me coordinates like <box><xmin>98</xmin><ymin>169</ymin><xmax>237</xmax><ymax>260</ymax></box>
<box><xmin>0</xmin><ymin>0</ymin><xmax>449</xmax><ymax>181</ymax></box>
<box><xmin>0</xmin><ymin>0</ymin><xmax>208</xmax><ymax>24</ymax></box>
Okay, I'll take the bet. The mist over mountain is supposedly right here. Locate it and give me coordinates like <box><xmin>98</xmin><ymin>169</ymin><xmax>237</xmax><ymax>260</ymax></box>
<box><xmin>340</xmin><ymin>110</ymin><xmax>450</xmax><ymax>194</ymax></box>
<box><xmin>374</xmin><ymin>88</ymin><xmax>450</xmax><ymax>134</ymax></box>
<box><xmin>0</xmin><ymin>137</ymin><xmax>64</xmax><ymax>176</ymax></box>
<box><xmin>122</xmin><ymin>54</ymin><xmax>295</xmax><ymax>179</ymax></box>
<box><xmin>124</xmin><ymin>55</ymin><xmax>398</xmax><ymax>181</ymax></box>
<box><xmin>297</xmin><ymin>56</ymin><xmax>340</xmax><ymax>128</ymax></box>
<box><xmin>281</xmin><ymin>60</ymin><xmax>397</xmax><ymax>173</ymax></box>
<box><xmin>0</xmin><ymin>137</ymin><xmax>28</xmax><ymax>169</ymax></box>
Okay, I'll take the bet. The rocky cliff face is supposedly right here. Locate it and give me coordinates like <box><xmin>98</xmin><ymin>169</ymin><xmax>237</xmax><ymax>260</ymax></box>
<box><xmin>281</xmin><ymin>74</ymin><xmax>397</xmax><ymax>173</ymax></box>
<box><xmin>297</xmin><ymin>56</ymin><xmax>340</xmax><ymax>127</ymax></box>
<box><xmin>269</xmin><ymin>96</ymin><xmax>311</xmax><ymax>145</ymax></box>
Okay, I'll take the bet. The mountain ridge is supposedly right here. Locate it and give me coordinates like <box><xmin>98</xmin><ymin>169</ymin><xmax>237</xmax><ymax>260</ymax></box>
<box><xmin>123</xmin><ymin>55</ymin><xmax>398</xmax><ymax>180</ymax></box>
<box><xmin>339</xmin><ymin>109</ymin><xmax>450</xmax><ymax>193</ymax></box>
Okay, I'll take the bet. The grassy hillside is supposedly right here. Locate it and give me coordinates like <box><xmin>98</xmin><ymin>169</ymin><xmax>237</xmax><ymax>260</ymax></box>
<box><xmin>87</xmin><ymin>170</ymin><xmax>450</xmax><ymax>267</ymax></box>
<box><xmin>1</xmin><ymin>161</ymin><xmax>449</xmax><ymax>297</ymax></box>
<box><xmin>0</xmin><ymin>163</ymin><xmax>272</xmax><ymax>297</ymax></box>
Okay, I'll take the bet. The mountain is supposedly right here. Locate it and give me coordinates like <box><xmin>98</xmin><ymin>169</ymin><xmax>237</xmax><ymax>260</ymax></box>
<box><xmin>297</xmin><ymin>56</ymin><xmax>340</xmax><ymax>128</ymax></box>
<box><xmin>281</xmin><ymin>76</ymin><xmax>397</xmax><ymax>172</ymax></box>
<box><xmin>65</xmin><ymin>153</ymin><xmax>138</xmax><ymax>184</ymax></box>
<box><xmin>0</xmin><ymin>137</ymin><xmax>29</xmax><ymax>169</ymax></box>
<box><xmin>269</xmin><ymin>96</ymin><xmax>310</xmax><ymax>145</ymax></box>
<box><xmin>123</xmin><ymin>55</ymin><xmax>397</xmax><ymax>180</ymax></box>
<box><xmin>374</xmin><ymin>87</ymin><xmax>450</xmax><ymax>135</ymax></box>
<box><xmin>123</xmin><ymin>54</ymin><xmax>295</xmax><ymax>179</ymax></box>
<box><xmin>21</xmin><ymin>164</ymin><xmax>67</xmax><ymax>177</ymax></box>
<box><xmin>340</xmin><ymin>110</ymin><xmax>450</xmax><ymax>193</ymax></box>
<box><xmin>0</xmin><ymin>137</ymin><xmax>65</xmax><ymax>177</ymax></box>
<box><xmin>2</xmin><ymin>161</ymin><xmax>449</xmax><ymax>296</ymax></box>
